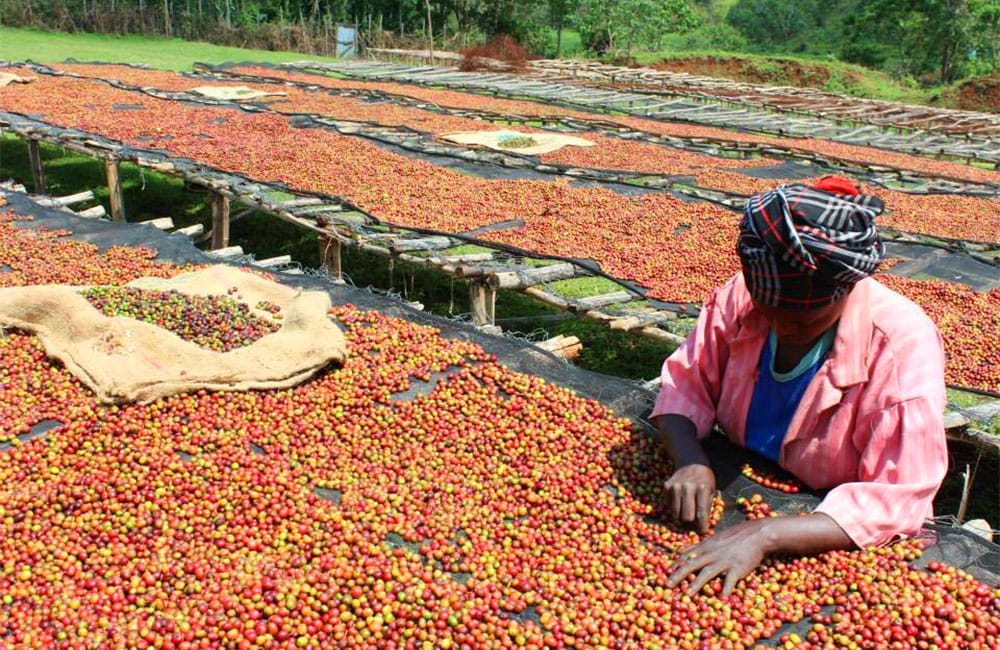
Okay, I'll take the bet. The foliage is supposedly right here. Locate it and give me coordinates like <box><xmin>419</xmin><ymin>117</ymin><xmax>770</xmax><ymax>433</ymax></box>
<box><xmin>726</xmin><ymin>0</ymin><xmax>818</xmax><ymax>50</ymax></box>
<box><xmin>678</xmin><ymin>22</ymin><xmax>747</xmax><ymax>51</ymax></box>
<box><xmin>575</xmin><ymin>0</ymin><xmax>700</xmax><ymax>56</ymax></box>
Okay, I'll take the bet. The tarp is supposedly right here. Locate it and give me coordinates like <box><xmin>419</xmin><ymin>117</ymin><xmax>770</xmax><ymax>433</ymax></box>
<box><xmin>189</xmin><ymin>85</ymin><xmax>286</xmax><ymax>101</ymax></box>
<box><xmin>439</xmin><ymin>130</ymin><xmax>596</xmax><ymax>155</ymax></box>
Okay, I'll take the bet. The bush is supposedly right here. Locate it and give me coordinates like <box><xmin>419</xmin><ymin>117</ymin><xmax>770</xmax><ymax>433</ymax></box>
<box><xmin>839</xmin><ymin>41</ymin><xmax>887</xmax><ymax>70</ymax></box>
<box><xmin>681</xmin><ymin>24</ymin><xmax>747</xmax><ymax>51</ymax></box>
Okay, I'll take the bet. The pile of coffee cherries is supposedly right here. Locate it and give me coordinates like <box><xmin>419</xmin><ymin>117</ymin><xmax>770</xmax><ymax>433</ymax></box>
<box><xmin>82</xmin><ymin>286</ymin><xmax>280</xmax><ymax>352</ymax></box>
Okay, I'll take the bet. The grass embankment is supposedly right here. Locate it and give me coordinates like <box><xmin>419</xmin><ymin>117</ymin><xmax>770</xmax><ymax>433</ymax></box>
<box><xmin>0</xmin><ymin>26</ymin><xmax>342</xmax><ymax>69</ymax></box>
<box><xmin>630</xmin><ymin>47</ymin><xmax>942</xmax><ymax>105</ymax></box>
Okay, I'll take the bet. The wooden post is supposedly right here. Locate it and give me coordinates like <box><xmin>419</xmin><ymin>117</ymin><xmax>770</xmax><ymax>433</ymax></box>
<box><xmin>211</xmin><ymin>193</ymin><xmax>230</xmax><ymax>250</ymax></box>
<box><xmin>319</xmin><ymin>235</ymin><xmax>342</xmax><ymax>280</ymax></box>
<box><xmin>105</xmin><ymin>158</ymin><xmax>126</xmax><ymax>222</ymax></box>
<box><xmin>469</xmin><ymin>279</ymin><xmax>496</xmax><ymax>327</ymax></box>
<box><xmin>27</xmin><ymin>138</ymin><xmax>46</xmax><ymax>194</ymax></box>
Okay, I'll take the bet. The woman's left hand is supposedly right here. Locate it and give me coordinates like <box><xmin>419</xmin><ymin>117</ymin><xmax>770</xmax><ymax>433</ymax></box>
<box><xmin>668</xmin><ymin>519</ymin><xmax>771</xmax><ymax>597</ymax></box>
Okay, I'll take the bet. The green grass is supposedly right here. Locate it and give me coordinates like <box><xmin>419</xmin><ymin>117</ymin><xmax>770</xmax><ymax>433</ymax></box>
<box><xmin>0</xmin><ymin>26</ymin><xmax>343</xmax><ymax>69</ymax></box>
<box><xmin>548</xmin><ymin>276</ymin><xmax>623</xmax><ymax>300</ymax></box>
<box><xmin>547</xmin><ymin>29</ymin><xmax>584</xmax><ymax>59</ymax></box>
<box><xmin>438</xmin><ymin>244</ymin><xmax>495</xmax><ymax>257</ymax></box>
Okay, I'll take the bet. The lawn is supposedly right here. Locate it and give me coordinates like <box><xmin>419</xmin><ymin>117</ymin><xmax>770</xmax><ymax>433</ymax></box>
<box><xmin>0</xmin><ymin>26</ymin><xmax>344</xmax><ymax>70</ymax></box>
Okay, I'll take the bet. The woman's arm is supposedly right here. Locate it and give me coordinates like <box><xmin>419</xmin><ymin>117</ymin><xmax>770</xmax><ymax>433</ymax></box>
<box><xmin>668</xmin><ymin>513</ymin><xmax>854</xmax><ymax>597</ymax></box>
<box><xmin>654</xmin><ymin>414</ymin><xmax>716</xmax><ymax>534</ymax></box>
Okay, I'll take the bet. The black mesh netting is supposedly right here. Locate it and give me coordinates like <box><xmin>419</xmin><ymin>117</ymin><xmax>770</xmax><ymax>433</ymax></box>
<box><xmin>4</xmin><ymin>191</ymin><xmax>997</xmax><ymax>589</ymax></box>
<box><xmin>885</xmin><ymin>241</ymin><xmax>1000</xmax><ymax>292</ymax></box>
<box><xmin>732</xmin><ymin>161</ymin><xmax>827</xmax><ymax>180</ymax></box>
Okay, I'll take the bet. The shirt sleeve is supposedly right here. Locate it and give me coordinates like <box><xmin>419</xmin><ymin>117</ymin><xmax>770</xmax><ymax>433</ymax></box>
<box><xmin>814</xmin><ymin>396</ymin><xmax>949</xmax><ymax>548</ymax></box>
<box><xmin>650</xmin><ymin>278</ymin><xmax>738</xmax><ymax>438</ymax></box>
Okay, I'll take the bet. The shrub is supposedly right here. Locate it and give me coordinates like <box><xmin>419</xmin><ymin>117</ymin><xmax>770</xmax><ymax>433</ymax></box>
<box><xmin>681</xmin><ymin>23</ymin><xmax>748</xmax><ymax>51</ymax></box>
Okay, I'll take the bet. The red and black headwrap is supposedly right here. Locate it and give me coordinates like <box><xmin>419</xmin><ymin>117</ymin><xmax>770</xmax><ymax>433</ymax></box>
<box><xmin>738</xmin><ymin>176</ymin><xmax>886</xmax><ymax>309</ymax></box>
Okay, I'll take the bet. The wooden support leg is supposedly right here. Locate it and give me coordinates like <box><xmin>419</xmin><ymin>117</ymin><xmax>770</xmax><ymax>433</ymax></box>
<box><xmin>211</xmin><ymin>193</ymin><xmax>230</xmax><ymax>250</ymax></box>
<box><xmin>469</xmin><ymin>279</ymin><xmax>496</xmax><ymax>327</ymax></box>
<box><xmin>27</xmin><ymin>138</ymin><xmax>46</xmax><ymax>194</ymax></box>
<box><xmin>105</xmin><ymin>158</ymin><xmax>126</xmax><ymax>222</ymax></box>
<box><xmin>319</xmin><ymin>235</ymin><xmax>343</xmax><ymax>280</ymax></box>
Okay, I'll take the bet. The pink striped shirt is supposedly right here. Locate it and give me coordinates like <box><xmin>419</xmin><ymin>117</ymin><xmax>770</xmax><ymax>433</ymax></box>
<box><xmin>652</xmin><ymin>273</ymin><xmax>948</xmax><ymax>548</ymax></box>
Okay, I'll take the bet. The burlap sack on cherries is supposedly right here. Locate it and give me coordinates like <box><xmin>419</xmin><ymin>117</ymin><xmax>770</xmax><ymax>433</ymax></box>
<box><xmin>0</xmin><ymin>265</ymin><xmax>347</xmax><ymax>404</ymax></box>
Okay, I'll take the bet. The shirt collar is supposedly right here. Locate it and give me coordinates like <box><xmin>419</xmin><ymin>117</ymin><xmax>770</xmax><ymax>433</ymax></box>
<box><xmin>737</xmin><ymin>277</ymin><xmax>875</xmax><ymax>388</ymax></box>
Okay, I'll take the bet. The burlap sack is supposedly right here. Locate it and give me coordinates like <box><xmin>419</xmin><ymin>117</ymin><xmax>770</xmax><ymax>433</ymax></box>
<box><xmin>0</xmin><ymin>265</ymin><xmax>347</xmax><ymax>404</ymax></box>
<box><xmin>0</xmin><ymin>72</ymin><xmax>36</xmax><ymax>88</ymax></box>
<box><xmin>438</xmin><ymin>130</ymin><xmax>595</xmax><ymax>155</ymax></box>
<box><xmin>189</xmin><ymin>85</ymin><xmax>287</xmax><ymax>101</ymax></box>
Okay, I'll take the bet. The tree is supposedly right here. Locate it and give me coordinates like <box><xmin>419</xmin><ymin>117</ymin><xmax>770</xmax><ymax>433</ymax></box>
<box><xmin>726</xmin><ymin>0</ymin><xmax>817</xmax><ymax>49</ymax></box>
<box><xmin>548</xmin><ymin>0</ymin><xmax>579</xmax><ymax>56</ymax></box>
<box><xmin>842</xmin><ymin>0</ymin><xmax>994</xmax><ymax>83</ymax></box>
<box><xmin>577</xmin><ymin>0</ymin><xmax>699</xmax><ymax>56</ymax></box>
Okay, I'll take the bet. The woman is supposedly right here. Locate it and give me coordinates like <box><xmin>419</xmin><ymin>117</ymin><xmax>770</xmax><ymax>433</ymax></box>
<box><xmin>656</xmin><ymin>177</ymin><xmax>948</xmax><ymax>597</ymax></box>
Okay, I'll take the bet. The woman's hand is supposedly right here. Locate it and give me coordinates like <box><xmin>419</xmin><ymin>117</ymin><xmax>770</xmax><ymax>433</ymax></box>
<box><xmin>667</xmin><ymin>513</ymin><xmax>855</xmax><ymax>598</ymax></box>
<box><xmin>663</xmin><ymin>463</ymin><xmax>716</xmax><ymax>533</ymax></box>
<box><xmin>668</xmin><ymin>519</ymin><xmax>769</xmax><ymax>597</ymax></box>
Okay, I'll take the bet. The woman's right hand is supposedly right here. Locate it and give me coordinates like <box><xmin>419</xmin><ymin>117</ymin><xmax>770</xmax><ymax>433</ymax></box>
<box><xmin>663</xmin><ymin>463</ymin><xmax>716</xmax><ymax>533</ymax></box>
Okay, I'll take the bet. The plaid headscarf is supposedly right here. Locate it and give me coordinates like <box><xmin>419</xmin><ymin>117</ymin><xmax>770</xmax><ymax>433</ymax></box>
<box><xmin>738</xmin><ymin>179</ymin><xmax>886</xmax><ymax>309</ymax></box>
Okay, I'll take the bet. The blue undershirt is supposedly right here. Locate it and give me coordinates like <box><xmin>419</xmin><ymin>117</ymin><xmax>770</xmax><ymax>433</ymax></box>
<box><xmin>744</xmin><ymin>325</ymin><xmax>838</xmax><ymax>462</ymax></box>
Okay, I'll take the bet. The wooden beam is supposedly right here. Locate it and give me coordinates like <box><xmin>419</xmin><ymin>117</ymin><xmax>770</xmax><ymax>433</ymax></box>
<box><xmin>105</xmin><ymin>158</ymin><xmax>126</xmax><ymax>222</ymax></box>
<box><xmin>278</xmin><ymin>197</ymin><xmax>324</xmax><ymax>209</ymax></box>
<box><xmin>319</xmin><ymin>235</ymin><xmax>343</xmax><ymax>280</ymax></box>
<box><xmin>27</xmin><ymin>138</ymin><xmax>46</xmax><ymax>194</ymax></box>
<box><xmin>575</xmin><ymin>291</ymin><xmax>635</xmax><ymax>310</ymax></box>
<box><xmin>174</xmin><ymin>224</ymin><xmax>204</xmax><ymax>238</ymax></box>
<box><xmin>140</xmin><ymin>217</ymin><xmax>175</xmax><ymax>230</ymax></box>
<box><xmin>75</xmin><ymin>205</ymin><xmax>107</xmax><ymax>219</ymax></box>
<box><xmin>488</xmin><ymin>262</ymin><xmax>582</xmax><ymax>290</ymax></box>
<box><xmin>536</xmin><ymin>334</ymin><xmax>583</xmax><ymax>360</ymax></box>
<box><xmin>469</xmin><ymin>279</ymin><xmax>496</xmax><ymax>327</ymax></box>
<box><xmin>254</xmin><ymin>255</ymin><xmax>293</xmax><ymax>268</ymax></box>
<box><xmin>35</xmin><ymin>190</ymin><xmax>95</xmax><ymax>208</ymax></box>
<box><xmin>210</xmin><ymin>193</ymin><xmax>230</xmax><ymax>250</ymax></box>
<box><xmin>206</xmin><ymin>245</ymin><xmax>244</xmax><ymax>259</ymax></box>
<box><xmin>390</xmin><ymin>236</ymin><xmax>453</xmax><ymax>253</ymax></box>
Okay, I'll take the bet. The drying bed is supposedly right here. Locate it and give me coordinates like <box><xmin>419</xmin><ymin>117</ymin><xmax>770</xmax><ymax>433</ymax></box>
<box><xmin>39</xmin><ymin>63</ymin><xmax>1000</xmax><ymax>242</ymax></box>
<box><xmin>529</xmin><ymin>59</ymin><xmax>1000</xmax><ymax>138</ymax></box>
<box><xmin>218</xmin><ymin>63</ymin><xmax>1000</xmax><ymax>186</ymax></box>
<box><xmin>1</xmin><ymin>68</ymin><xmax>998</xmax><ymax>393</ymax></box>
<box><xmin>0</xmin><ymin>196</ymin><xmax>997</xmax><ymax>650</ymax></box>
<box><xmin>257</xmin><ymin>60</ymin><xmax>1000</xmax><ymax>168</ymax></box>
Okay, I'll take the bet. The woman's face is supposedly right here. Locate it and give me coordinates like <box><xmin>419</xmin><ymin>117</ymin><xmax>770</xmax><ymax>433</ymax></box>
<box><xmin>753</xmin><ymin>296</ymin><xmax>848</xmax><ymax>348</ymax></box>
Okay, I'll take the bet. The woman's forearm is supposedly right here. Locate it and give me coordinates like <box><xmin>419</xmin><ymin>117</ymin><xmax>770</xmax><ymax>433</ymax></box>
<box><xmin>759</xmin><ymin>512</ymin><xmax>855</xmax><ymax>556</ymax></box>
<box><xmin>652</xmin><ymin>414</ymin><xmax>710</xmax><ymax>468</ymax></box>
<box><xmin>669</xmin><ymin>513</ymin><xmax>857</xmax><ymax>596</ymax></box>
